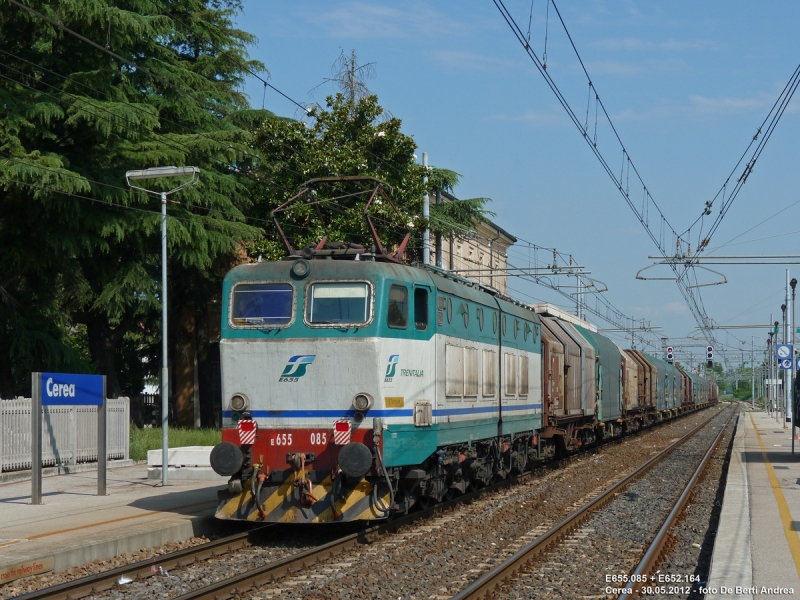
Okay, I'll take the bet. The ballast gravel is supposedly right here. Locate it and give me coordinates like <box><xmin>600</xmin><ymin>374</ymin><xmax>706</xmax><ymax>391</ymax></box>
<box><xmin>648</xmin><ymin>405</ymin><xmax>739</xmax><ymax>600</ymax></box>
<box><xmin>236</xmin><ymin>408</ymin><xmax>727</xmax><ymax>600</ymax></box>
<box><xmin>1</xmin><ymin>406</ymin><xmax>730</xmax><ymax>600</ymax></box>
<box><xmin>0</xmin><ymin>536</ymin><xmax>210</xmax><ymax>599</ymax></box>
<box><xmin>496</xmin><ymin>405</ymin><xmax>735</xmax><ymax>600</ymax></box>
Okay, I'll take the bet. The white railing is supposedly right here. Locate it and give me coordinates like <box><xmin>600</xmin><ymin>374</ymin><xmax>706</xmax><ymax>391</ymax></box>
<box><xmin>0</xmin><ymin>397</ymin><xmax>130</xmax><ymax>472</ymax></box>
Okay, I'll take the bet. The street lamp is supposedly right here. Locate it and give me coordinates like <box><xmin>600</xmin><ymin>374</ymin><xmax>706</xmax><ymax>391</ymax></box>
<box><xmin>125</xmin><ymin>166</ymin><xmax>200</xmax><ymax>486</ymax></box>
<box><xmin>792</xmin><ymin>277</ymin><xmax>797</xmax><ymax>452</ymax></box>
<box><xmin>769</xmin><ymin>330</ymin><xmax>776</xmax><ymax>415</ymax></box>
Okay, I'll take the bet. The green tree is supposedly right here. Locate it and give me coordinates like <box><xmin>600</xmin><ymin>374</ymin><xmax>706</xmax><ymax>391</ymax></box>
<box><xmin>0</xmin><ymin>0</ymin><xmax>264</xmax><ymax>400</ymax></box>
<box><xmin>250</xmin><ymin>93</ymin><xmax>492</xmax><ymax>261</ymax></box>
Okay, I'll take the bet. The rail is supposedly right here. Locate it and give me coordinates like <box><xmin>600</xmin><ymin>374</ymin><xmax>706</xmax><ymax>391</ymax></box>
<box><xmin>19</xmin><ymin>403</ymin><xmax>716</xmax><ymax>600</ymax></box>
<box><xmin>452</xmin><ymin>406</ymin><xmax>734</xmax><ymax>600</ymax></box>
<box><xmin>618</xmin><ymin>410</ymin><xmax>736</xmax><ymax>599</ymax></box>
<box><xmin>13</xmin><ymin>528</ymin><xmax>262</xmax><ymax>600</ymax></box>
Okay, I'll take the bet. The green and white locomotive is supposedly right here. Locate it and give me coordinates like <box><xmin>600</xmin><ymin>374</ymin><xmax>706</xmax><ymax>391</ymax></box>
<box><xmin>211</xmin><ymin>251</ymin><xmax>547</xmax><ymax>523</ymax></box>
<box><xmin>208</xmin><ymin>180</ymin><xmax>717</xmax><ymax>524</ymax></box>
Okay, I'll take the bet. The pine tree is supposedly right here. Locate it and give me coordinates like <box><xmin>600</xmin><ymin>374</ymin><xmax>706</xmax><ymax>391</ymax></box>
<box><xmin>0</xmin><ymin>0</ymin><xmax>264</xmax><ymax>403</ymax></box>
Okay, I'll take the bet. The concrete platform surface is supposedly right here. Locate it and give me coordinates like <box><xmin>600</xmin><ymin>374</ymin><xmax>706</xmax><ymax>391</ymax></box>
<box><xmin>0</xmin><ymin>463</ymin><xmax>224</xmax><ymax>581</ymax></box>
<box><xmin>709</xmin><ymin>409</ymin><xmax>800</xmax><ymax>600</ymax></box>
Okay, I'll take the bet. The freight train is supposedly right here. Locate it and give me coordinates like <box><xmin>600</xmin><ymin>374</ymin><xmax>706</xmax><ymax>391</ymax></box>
<box><xmin>209</xmin><ymin>248</ymin><xmax>717</xmax><ymax>524</ymax></box>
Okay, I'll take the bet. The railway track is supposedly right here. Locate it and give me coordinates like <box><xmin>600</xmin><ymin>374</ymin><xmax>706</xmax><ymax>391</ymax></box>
<box><xmin>452</xmin><ymin>405</ymin><xmax>736</xmax><ymax>600</ymax></box>
<box><xmin>11</xmin><ymin>528</ymin><xmax>263</xmax><ymax>600</ymax></box>
<box><xmin>15</xmin><ymin>454</ymin><xmax>563</xmax><ymax>600</ymax></box>
<box><xmin>14</xmin><ymin>405</ymin><xmax>718</xmax><ymax>600</ymax></box>
<box><xmin>617</xmin><ymin>409</ymin><xmax>737</xmax><ymax>600</ymax></box>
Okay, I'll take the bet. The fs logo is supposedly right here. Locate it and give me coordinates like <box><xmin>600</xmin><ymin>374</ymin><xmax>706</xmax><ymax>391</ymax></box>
<box><xmin>279</xmin><ymin>355</ymin><xmax>315</xmax><ymax>382</ymax></box>
<box><xmin>384</xmin><ymin>355</ymin><xmax>400</xmax><ymax>381</ymax></box>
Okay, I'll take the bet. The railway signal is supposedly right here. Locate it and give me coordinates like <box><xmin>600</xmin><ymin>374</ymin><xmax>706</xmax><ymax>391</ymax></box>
<box><xmin>666</xmin><ymin>347</ymin><xmax>674</xmax><ymax>363</ymax></box>
<box><xmin>706</xmin><ymin>345</ymin><xmax>713</xmax><ymax>368</ymax></box>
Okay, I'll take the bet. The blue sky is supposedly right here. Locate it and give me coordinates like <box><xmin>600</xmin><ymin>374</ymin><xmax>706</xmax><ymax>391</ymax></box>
<box><xmin>235</xmin><ymin>1</ymin><xmax>800</xmax><ymax>363</ymax></box>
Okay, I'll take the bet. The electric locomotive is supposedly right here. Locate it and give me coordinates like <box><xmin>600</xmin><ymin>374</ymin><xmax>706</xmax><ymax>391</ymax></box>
<box><xmin>208</xmin><ymin>248</ymin><xmax>718</xmax><ymax>523</ymax></box>
<box><xmin>207</xmin><ymin>172</ymin><xmax>717</xmax><ymax>523</ymax></box>
<box><xmin>209</xmin><ymin>246</ymin><xmax>552</xmax><ymax>523</ymax></box>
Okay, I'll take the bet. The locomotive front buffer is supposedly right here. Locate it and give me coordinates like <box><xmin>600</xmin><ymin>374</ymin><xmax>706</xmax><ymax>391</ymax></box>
<box><xmin>210</xmin><ymin>416</ymin><xmax>394</xmax><ymax>523</ymax></box>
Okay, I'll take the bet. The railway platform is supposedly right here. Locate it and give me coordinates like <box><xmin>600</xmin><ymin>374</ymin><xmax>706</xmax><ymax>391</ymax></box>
<box><xmin>709</xmin><ymin>408</ymin><xmax>800</xmax><ymax>600</ymax></box>
<box><xmin>0</xmin><ymin>463</ymin><xmax>225</xmax><ymax>583</ymax></box>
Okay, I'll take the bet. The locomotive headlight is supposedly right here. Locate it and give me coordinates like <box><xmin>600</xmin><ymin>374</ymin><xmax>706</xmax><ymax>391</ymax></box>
<box><xmin>230</xmin><ymin>393</ymin><xmax>249</xmax><ymax>412</ymax></box>
<box><xmin>353</xmin><ymin>393</ymin><xmax>373</xmax><ymax>411</ymax></box>
<box><xmin>290</xmin><ymin>258</ymin><xmax>311</xmax><ymax>279</ymax></box>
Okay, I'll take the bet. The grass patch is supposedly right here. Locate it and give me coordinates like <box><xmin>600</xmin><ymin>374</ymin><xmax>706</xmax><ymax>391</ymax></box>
<box><xmin>130</xmin><ymin>425</ymin><xmax>221</xmax><ymax>461</ymax></box>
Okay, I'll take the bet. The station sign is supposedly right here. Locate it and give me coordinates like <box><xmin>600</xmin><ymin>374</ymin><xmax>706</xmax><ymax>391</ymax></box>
<box><xmin>31</xmin><ymin>372</ymin><xmax>107</xmax><ymax>505</ymax></box>
<box><xmin>41</xmin><ymin>372</ymin><xmax>104</xmax><ymax>406</ymax></box>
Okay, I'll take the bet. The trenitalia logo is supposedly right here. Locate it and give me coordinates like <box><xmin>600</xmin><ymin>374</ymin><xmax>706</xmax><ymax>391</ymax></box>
<box><xmin>279</xmin><ymin>355</ymin><xmax>316</xmax><ymax>382</ymax></box>
<box><xmin>385</xmin><ymin>355</ymin><xmax>400</xmax><ymax>380</ymax></box>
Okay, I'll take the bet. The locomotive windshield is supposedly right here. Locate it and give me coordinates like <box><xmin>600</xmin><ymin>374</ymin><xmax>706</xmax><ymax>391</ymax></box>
<box><xmin>231</xmin><ymin>283</ymin><xmax>293</xmax><ymax>326</ymax></box>
<box><xmin>307</xmin><ymin>282</ymin><xmax>371</xmax><ymax>325</ymax></box>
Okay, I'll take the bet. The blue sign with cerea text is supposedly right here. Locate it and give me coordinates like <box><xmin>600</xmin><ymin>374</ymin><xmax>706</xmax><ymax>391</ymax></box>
<box><xmin>41</xmin><ymin>372</ymin><xmax>104</xmax><ymax>406</ymax></box>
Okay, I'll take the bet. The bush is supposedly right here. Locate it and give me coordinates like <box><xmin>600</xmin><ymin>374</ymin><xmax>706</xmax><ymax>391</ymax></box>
<box><xmin>130</xmin><ymin>425</ymin><xmax>221</xmax><ymax>461</ymax></box>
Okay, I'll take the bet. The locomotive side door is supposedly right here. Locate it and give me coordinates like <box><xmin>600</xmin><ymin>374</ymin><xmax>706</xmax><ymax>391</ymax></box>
<box><xmin>411</xmin><ymin>283</ymin><xmax>435</xmax><ymax>420</ymax></box>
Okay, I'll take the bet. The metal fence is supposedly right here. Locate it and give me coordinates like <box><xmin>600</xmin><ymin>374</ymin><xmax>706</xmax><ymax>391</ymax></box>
<box><xmin>0</xmin><ymin>397</ymin><xmax>130</xmax><ymax>472</ymax></box>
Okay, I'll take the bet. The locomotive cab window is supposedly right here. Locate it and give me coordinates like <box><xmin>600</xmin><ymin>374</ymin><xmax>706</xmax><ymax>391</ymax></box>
<box><xmin>414</xmin><ymin>287</ymin><xmax>428</xmax><ymax>330</ymax></box>
<box><xmin>307</xmin><ymin>282</ymin><xmax>371</xmax><ymax>325</ymax></box>
<box><xmin>387</xmin><ymin>284</ymin><xmax>409</xmax><ymax>329</ymax></box>
<box><xmin>231</xmin><ymin>283</ymin><xmax>293</xmax><ymax>327</ymax></box>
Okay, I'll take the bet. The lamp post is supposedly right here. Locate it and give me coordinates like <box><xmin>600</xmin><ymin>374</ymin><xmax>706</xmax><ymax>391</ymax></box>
<box><xmin>775</xmin><ymin>320</ymin><xmax>781</xmax><ymax>419</ymax></box>
<box><xmin>783</xmin><ymin>303</ymin><xmax>788</xmax><ymax>426</ymax></box>
<box><xmin>768</xmin><ymin>330</ymin><xmax>775</xmax><ymax>415</ymax></box>
<box><xmin>751</xmin><ymin>336</ymin><xmax>755</xmax><ymax>410</ymax></box>
<box><xmin>792</xmin><ymin>277</ymin><xmax>797</xmax><ymax>452</ymax></box>
<box><xmin>125</xmin><ymin>166</ymin><xmax>200</xmax><ymax>486</ymax></box>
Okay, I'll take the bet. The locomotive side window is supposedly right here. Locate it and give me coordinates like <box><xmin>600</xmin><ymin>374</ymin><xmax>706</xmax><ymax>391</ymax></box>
<box><xmin>307</xmin><ymin>282</ymin><xmax>371</xmax><ymax>325</ymax></box>
<box><xmin>387</xmin><ymin>284</ymin><xmax>408</xmax><ymax>329</ymax></box>
<box><xmin>231</xmin><ymin>283</ymin><xmax>293</xmax><ymax>327</ymax></box>
<box><xmin>504</xmin><ymin>352</ymin><xmax>517</xmax><ymax>397</ymax></box>
<box><xmin>464</xmin><ymin>347</ymin><xmax>478</xmax><ymax>396</ymax></box>
<box><xmin>482</xmin><ymin>349</ymin><xmax>497</xmax><ymax>397</ymax></box>
<box><xmin>519</xmin><ymin>355</ymin><xmax>529</xmax><ymax>396</ymax></box>
<box><xmin>414</xmin><ymin>288</ymin><xmax>428</xmax><ymax>330</ymax></box>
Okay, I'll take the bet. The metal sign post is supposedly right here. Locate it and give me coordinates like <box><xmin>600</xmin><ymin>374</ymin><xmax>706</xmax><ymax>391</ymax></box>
<box><xmin>31</xmin><ymin>372</ymin><xmax>107</xmax><ymax>504</ymax></box>
<box><xmin>31</xmin><ymin>373</ymin><xmax>42</xmax><ymax>505</ymax></box>
<box><xmin>98</xmin><ymin>376</ymin><xmax>107</xmax><ymax>496</ymax></box>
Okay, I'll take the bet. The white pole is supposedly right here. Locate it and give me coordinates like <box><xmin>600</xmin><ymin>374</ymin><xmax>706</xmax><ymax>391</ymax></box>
<box><xmin>770</xmin><ymin>313</ymin><xmax>774</xmax><ymax>417</ymax></box>
<box><xmin>161</xmin><ymin>191</ymin><xmax>169</xmax><ymax>486</ymax></box>
<box><xmin>793</xmin><ymin>277</ymin><xmax>797</xmax><ymax>452</ymax></box>
<box><xmin>435</xmin><ymin>190</ymin><xmax>443</xmax><ymax>268</ymax></box>
<box><xmin>125</xmin><ymin>167</ymin><xmax>197</xmax><ymax>484</ymax></box>
<box><xmin>786</xmin><ymin>270</ymin><xmax>791</xmax><ymax>426</ymax></box>
<box><xmin>784</xmin><ymin>269</ymin><xmax>797</xmax><ymax>426</ymax></box>
<box><xmin>751</xmin><ymin>336</ymin><xmax>755</xmax><ymax>410</ymax></box>
<box><xmin>422</xmin><ymin>152</ymin><xmax>429</xmax><ymax>266</ymax></box>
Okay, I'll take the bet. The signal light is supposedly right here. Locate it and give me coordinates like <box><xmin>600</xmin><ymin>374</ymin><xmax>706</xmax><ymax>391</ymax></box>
<box><xmin>667</xmin><ymin>347</ymin><xmax>674</xmax><ymax>363</ymax></box>
<box><xmin>706</xmin><ymin>345</ymin><xmax>713</xmax><ymax>368</ymax></box>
